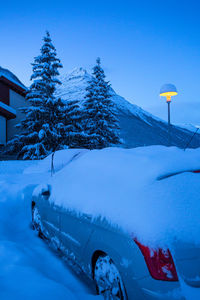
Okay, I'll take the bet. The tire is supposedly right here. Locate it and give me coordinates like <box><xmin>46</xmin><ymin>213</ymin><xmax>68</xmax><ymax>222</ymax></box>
<box><xmin>32</xmin><ymin>205</ymin><xmax>43</xmax><ymax>237</ymax></box>
<box><xmin>94</xmin><ymin>255</ymin><xmax>127</xmax><ymax>300</ymax></box>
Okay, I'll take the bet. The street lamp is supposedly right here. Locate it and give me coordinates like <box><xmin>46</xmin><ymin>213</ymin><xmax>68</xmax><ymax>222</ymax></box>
<box><xmin>160</xmin><ymin>84</ymin><xmax>178</xmax><ymax>146</ymax></box>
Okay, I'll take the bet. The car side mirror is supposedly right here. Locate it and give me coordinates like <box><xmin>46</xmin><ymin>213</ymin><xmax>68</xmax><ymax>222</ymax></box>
<box><xmin>41</xmin><ymin>185</ymin><xmax>51</xmax><ymax>198</ymax></box>
<box><xmin>41</xmin><ymin>190</ymin><xmax>50</xmax><ymax>197</ymax></box>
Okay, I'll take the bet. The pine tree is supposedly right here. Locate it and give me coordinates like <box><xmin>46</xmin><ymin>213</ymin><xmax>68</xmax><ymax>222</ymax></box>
<box><xmin>82</xmin><ymin>58</ymin><xmax>120</xmax><ymax>149</ymax></box>
<box><xmin>7</xmin><ymin>31</ymin><xmax>66</xmax><ymax>159</ymax></box>
<box><xmin>64</xmin><ymin>99</ymin><xmax>86</xmax><ymax>148</ymax></box>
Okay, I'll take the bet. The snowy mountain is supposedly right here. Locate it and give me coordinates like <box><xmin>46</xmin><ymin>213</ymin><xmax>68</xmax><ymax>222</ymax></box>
<box><xmin>57</xmin><ymin>68</ymin><xmax>200</xmax><ymax>148</ymax></box>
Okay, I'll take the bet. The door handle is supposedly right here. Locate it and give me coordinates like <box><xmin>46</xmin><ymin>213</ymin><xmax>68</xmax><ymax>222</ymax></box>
<box><xmin>84</xmin><ymin>215</ymin><xmax>92</xmax><ymax>221</ymax></box>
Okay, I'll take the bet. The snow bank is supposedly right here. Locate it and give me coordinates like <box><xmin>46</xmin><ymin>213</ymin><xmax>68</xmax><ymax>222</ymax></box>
<box><xmin>0</xmin><ymin>160</ymin><xmax>34</xmax><ymax>175</ymax></box>
<box><xmin>45</xmin><ymin>146</ymin><xmax>200</xmax><ymax>248</ymax></box>
<box><xmin>2</xmin><ymin>148</ymin><xmax>200</xmax><ymax>299</ymax></box>
<box><xmin>0</xmin><ymin>161</ymin><xmax>97</xmax><ymax>300</ymax></box>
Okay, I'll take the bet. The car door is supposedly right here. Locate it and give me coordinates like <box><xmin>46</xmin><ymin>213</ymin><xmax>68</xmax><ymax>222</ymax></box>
<box><xmin>60</xmin><ymin>210</ymin><xmax>94</xmax><ymax>263</ymax></box>
<box><xmin>39</xmin><ymin>189</ymin><xmax>61</xmax><ymax>243</ymax></box>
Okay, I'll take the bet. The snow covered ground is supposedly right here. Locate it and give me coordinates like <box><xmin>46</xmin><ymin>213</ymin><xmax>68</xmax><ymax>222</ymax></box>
<box><xmin>1</xmin><ymin>146</ymin><xmax>200</xmax><ymax>299</ymax></box>
<box><xmin>0</xmin><ymin>160</ymin><xmax>99</xmax><ymax>300</ymax></box>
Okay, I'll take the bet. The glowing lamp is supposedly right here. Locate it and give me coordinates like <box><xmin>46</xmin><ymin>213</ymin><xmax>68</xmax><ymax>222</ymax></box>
<box><xmin>159</xmin><ymin>83</ymin><xmax>178</xmax><ymax>146</ymax></box>
<box><xmin>160</xmin><ymin>84</ymin><xmax>178</xmax><ymax>102</ymax></box>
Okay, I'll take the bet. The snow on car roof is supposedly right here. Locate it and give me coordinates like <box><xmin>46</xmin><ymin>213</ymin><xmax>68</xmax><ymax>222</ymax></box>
<box><xmin>34</xmin><ymin>146</ymin><xmax>200</xmax><ymax>248</ymax></box>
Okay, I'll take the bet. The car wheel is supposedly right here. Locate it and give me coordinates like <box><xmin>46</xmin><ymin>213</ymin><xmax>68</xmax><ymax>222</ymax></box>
<box><xmin>32</xmin><ymin>205</ymin><xmax>43</xmax><ymax>237</ymax></box>
<box><xmin>94</xmin><ymin>255</ymin><xmax>127</xmax><ymax>300</ymax></box>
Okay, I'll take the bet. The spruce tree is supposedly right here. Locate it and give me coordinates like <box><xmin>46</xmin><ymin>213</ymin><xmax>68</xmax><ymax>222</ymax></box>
<box><xmin>64</xmin><ymin>99</ymin><xmax>86</xmax><ymax>148</ymax></box>
<box><xmin>7</xmin><ymin>31</ymin><xmax>66</xmax><ymax>159</ymax></box>
<box><xmin>82</xmin><ymin>58</ymin><xmax>120</xmax><ymax>149</ymax></box>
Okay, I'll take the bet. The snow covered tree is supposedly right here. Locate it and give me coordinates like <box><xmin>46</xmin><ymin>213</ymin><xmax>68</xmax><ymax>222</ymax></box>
<box><xmin>6</xmin><ymin>31</ymin><xmax>66</xmax><ymax>159</ymax></box>
<box><xmin>64</xmin><ymin>99</ymin><xmax>87</xmax><ymax>148</ymax></box>
<box><xmin>82</xmin><ymin>58</ymin><xmax>120</xmax><ymax>149</ymax></box>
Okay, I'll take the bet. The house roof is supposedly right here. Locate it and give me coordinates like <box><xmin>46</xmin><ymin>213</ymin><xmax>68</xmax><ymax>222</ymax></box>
<box><xmin>0</xmin><ymin>67</ymin><xmax>27</xmax><ymax>96</ymax></box>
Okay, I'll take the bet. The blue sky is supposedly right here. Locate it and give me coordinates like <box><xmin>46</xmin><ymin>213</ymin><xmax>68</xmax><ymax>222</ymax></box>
<box><xmin>1</xmin><ymin>0</ymin><xmax>200</xmax><ymax>124</ymax></box>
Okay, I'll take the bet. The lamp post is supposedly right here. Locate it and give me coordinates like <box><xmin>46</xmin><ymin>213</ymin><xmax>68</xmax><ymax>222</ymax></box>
<box><xmin>160</xmin><ymin>84</ymin><xmax>178</xmax><ymax>146</ymax></box>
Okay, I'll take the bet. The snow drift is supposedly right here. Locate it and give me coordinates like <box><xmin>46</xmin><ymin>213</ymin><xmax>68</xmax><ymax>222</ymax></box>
<box><xmin>0</xmin><ymin>160</ymin><xmax>97</xmax><ymax>300</ymax></box>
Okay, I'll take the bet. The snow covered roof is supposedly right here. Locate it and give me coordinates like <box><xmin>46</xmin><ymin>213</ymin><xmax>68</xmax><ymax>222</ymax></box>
<box><xmin>0</xmin><ymin>66</ymin><xmax>27</xmax><ymax>95</ymax></box>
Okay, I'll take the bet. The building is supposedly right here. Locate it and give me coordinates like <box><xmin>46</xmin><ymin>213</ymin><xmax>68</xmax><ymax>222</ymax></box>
<box><xmin>0</xmin><ymin>67</ymin><xmax>27</xmax><ymax>146</ymax></box>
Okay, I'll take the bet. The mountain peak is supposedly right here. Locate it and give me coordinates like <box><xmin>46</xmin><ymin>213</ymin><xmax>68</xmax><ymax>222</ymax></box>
<box><xmin>69</xmin><ymin>67</ymin><xmax>88</xmax><ymax>77</ymax></box>
<box><xmin>56</xmin><ymin>66</ymin><xmax>200</xmax><ymax>148</ymax></box>
<box><xmin>57</xmin><ymin>67</ymin><xmax>91</xmax><ymax>103</ymax></box>
<box><xmin>57</xmin><ymin>66</ymin><xmax>157</xmax><ymax>121</ymax></box>
<box><xmin>60</xmin><ymin>67</ymin><xmax>91</xmax><ymax>82</ymax></box>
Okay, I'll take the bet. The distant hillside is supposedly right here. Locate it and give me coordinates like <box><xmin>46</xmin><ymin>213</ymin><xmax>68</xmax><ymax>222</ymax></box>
<box><xmin>56</xmin><ymin>67</ymin><xmax>200</xmax><ymax>149</ymax></box>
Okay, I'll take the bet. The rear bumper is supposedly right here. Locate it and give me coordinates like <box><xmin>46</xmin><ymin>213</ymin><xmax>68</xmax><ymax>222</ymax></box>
<box><xmin>176</xmin><ymin>257</ymin><xmax>200</xmax><ymax>288</ymax></box>
<box><xmin>126</xmin><ymin>276</ymin><xmax>185</xmax><ymax>300</ymax></box>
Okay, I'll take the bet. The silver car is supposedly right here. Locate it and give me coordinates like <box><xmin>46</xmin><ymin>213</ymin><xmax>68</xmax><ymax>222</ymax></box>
<box><xmin>31</xmin><ymin>179</ymin><xmax>198</xmax><ymax>300</ymax></box>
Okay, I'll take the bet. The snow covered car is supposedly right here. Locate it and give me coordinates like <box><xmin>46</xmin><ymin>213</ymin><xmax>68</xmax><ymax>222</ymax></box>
<box><xmin>31</xmin><ymin>147</ymin><xmax>200</xmax><ymax>300</ymax></box>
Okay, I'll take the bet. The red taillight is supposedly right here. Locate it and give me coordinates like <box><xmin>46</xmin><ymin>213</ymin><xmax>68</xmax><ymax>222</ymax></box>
<box><xmin>193</xmin><ymin>170</ymin><xmax>200</xmax><ymax>173</ymax></box>
<box><xmin>134</xmin><ymin>240</ymin><xmax>178</xmax><ymax>281</ymax></box>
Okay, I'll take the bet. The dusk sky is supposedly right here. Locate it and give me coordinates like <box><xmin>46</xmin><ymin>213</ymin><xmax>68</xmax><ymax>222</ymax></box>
<box><xmin>1</xmin><ymin>0</ymin><xmax>200</xmax><ymax>124</ymax></box>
